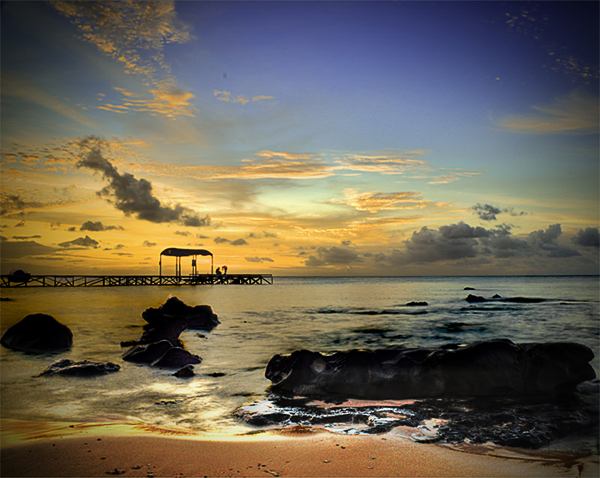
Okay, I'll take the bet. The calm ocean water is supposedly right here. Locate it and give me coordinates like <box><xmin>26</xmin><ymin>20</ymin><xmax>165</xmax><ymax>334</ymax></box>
<box><xmin>1</xmin><ymin>276</ymin><xmax>598</xmax><ymax>436</ymax></box>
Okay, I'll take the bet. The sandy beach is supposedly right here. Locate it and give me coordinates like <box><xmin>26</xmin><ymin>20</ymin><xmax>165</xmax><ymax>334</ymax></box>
<box><xmin>1</xmin><ymin>419</ymin><xmax>597</xmax><ymax>477</ymax></box>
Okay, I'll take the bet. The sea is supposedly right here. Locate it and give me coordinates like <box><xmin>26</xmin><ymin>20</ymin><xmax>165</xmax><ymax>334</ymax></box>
<box><xmin>1</xmin><ymin>276</ymin><xmax>599</xmax><ymax>447</ymax></box>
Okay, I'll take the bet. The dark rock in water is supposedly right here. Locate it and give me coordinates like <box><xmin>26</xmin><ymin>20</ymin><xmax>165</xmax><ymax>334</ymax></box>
<box><xmin>142</xmin><ymin>297</ymin><xmax>220</xmax><ymax>331</ymax></box>
<box><xmin>122</xmin><ymin>340</ymin><xmax>176</xmax><ymax>364</ymax></box>
<box><xmin>406</xmin><ymin>301</ymin><xmax>428</xmax><ymax>306</ymax></box>
<box><xmin>504</xmin><ymin>297</ymin><xmax>545</xmax><ymax>303</ymax></box>
<box><xmin>265</xmin><ymin>339</ymin><xmax>596</xmax><ymax>400</ymax></box>
<box><xmin>151</xmin><ymin>347</ymin><xmax>201</xmax><ymax>369</ymax></box>
<box><xmin>173</xmin><ymin>365</ymin><xmax>195</xmax><ymax>378</ymax></box>
<box><xmin>463</xmin><ymin>287</ymin><xmax>475</xmax><ymax>290</ymax></box>
<box><xmin>1</xmin><ymin>313</ymin><xmax>73</xmax><ymax>353</ymax></box>
<box><xmin>39</xmin><ymin>359</ymin><xmax>120</xmax><ymax>377</ymax></box>
<box><xmin>465</xmin><ymin>294</ymin><xmax>487</xmax><ymax>303</ymax></box>
<box><xmin>492</xmin><ymin>294</ymin><xmax>502</xmax><ymax>299</ymax></box>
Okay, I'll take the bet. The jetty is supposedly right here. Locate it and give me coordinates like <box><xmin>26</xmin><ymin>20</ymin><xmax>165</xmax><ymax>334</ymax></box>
<box><xmin>0</xmin><ymin>247</ymin><xmax>272</xmax><ymax>288</ymax></box>
<box><xmin>0</xmin><ymin>274</ymin><xmax>272</xmax><ymax>288</ymax></box>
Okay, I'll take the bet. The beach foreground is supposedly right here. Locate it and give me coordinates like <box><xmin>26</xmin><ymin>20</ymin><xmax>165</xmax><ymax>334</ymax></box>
<box><xmin>1</xmin><ymin>420</ymin><xmax>598</xmax><ymax>477</ymax></box>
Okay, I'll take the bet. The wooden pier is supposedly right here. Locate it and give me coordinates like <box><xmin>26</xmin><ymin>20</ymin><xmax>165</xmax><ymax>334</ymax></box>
<box><xmin>0</xmin><ymin>274</ymin><xmax>273</xmax><ymax>288</ymax></box>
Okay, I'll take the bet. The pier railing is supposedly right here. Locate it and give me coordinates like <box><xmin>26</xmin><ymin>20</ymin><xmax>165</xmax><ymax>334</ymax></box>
<box><xmin>0</xmin><ymin>274</ymin><xmax>273</xmax><ymax>288</ymax></box>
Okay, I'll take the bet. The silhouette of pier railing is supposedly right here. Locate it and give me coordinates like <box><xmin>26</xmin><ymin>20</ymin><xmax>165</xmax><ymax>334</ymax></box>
<box><xmin>0</xmin><ymin>274</ymin><xmax>273</xmax><ymax>288</ymax></box>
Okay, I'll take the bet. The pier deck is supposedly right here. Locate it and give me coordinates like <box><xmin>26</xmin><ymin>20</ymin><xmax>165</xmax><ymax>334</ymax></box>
<box><xmin>0</xmin><ymin>274</ymin><xmax>273</xmax><ymax>288</ymax></box>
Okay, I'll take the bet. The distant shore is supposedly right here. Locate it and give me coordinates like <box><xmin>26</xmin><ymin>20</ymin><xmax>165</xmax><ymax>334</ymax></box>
<box><xmin>2</xmin><ymin>419</ymin><xmax>598</xmax><ymax>477</ymax></box>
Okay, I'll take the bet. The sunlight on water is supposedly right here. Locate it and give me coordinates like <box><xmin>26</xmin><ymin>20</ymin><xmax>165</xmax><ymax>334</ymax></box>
<box><xmin>1</xmin><ymin>276</ymin><xmax>598</xmax><ymax>436</ymax></box>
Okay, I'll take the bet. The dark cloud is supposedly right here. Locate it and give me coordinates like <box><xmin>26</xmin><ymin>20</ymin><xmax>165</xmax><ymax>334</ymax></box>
<box><xmin>572</xmin><ymin>227</ymin><xmax>600</xmax><ymax>248</ymax></box>
<box><xmin>304</xmin><ymin>246</ymin><xmax>362</xmax><ymax>267</ymax></box>
<box><xmin>0</xmin><ymin>194</ymin><xmax>27</xmax><ymax>216</ymax></box>
<box><xmin>472</xmin><ymin>203</ymin><xmax>527</xmax><ymax>221</ymax></box>
<box><xmin>526</xmin><ymin>224</ymin><xmax>580</xmax><ymax>258</ymax></box>
<box><xmin>80</xmin><ymin>220</ymin><xmax>124</xmax><ymax>231</ymax></box>
<box><xmin>230</xmin><ymin>238</ymin><xmax>248</xmax><ymax>246</ymax></box>
<box><xmin>388</xmin><ymin>222</ymin><xmax>580</xmax><ymax>265</ymax></box>
<box><xmin>12</xmin><ymin>235</ymin><xmax>42</xmax><ymax>240</ymax></box>
<box><xmin>58</xmin><ymin>235</ymin><xmax>99</xmax><ymax>248</ymax></box>
<box><xmin>0</xmin><ymin>239</ymin><xmax>57</xmax><ymax>259</ymax></box>
<box><xmin>245</xmin><ymin>256</ymin><xmax>274</xmax><ymax>263</ymax></box>
<box><xmin>214</xmin><ymin>237</ymin><xmax>229</xmax><ymax>244</ymax></box>
<box><xmin>77</xmin><ymin>147</ymin><xmax>210</xmax><ymax>227</ymax></box>
<box><xmin>472</xmin><ymin>204</ymin><xmax>502</xmax><ymax>221</ymax></box>
<box><xmin>142</xmin><ymin>240</ymin><xmax>157</xmax><ymax>247</ymax></box>
<box><xmin>174</xmin><ymin>231</ymin><xmax>191</xmax><ymax>236</ymax></box>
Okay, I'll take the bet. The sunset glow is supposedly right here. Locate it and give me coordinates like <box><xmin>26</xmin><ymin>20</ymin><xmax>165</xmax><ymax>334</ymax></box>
<box><xmin>1</xmin><ymin>1</ymin><xmax>598</xmax><ymax>276</ymax></box>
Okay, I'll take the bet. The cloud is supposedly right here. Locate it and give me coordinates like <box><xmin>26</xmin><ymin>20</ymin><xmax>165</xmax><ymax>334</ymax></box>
<box><xmin>245</xmin><ymin>256</ymin><xmax>274</xmax><ymax>263</ymax></box>
<box><xmin>98</xmin><ymin>86</ymin><xmax>196</xmax><ymax>118</ymax></box>
<box><xmin>472</xmin><ymin>204</ymin><xmax>502</xmax><ymax>221</ymax></box>
<box><xmin>52</xmin><ymin>1</ymin><xmax>195</xmax><ymax>118</ymax></box>
<box><xmin>387</xmin><ymin>222</ymin><xmax>580</xmax><ymax>265</ymax></box>
<box><xmin>304</xmin><ymin>246</ymin><xmax>363</xmax><ymax>267</ymax></box>
<box><xmin>472</xmin><ymin>203</ymin><xmax>527</xmax><ymax>221</ymax></box>
<box><xmin>58</xmin><ymin>235</ymin><xmax>99</xmax><ymax>248</ymax></box>
<box><xmin>142</xmin><ymin>240</ymin><xmax>157</xmax><ymax>247</ymax></box>
<box><xmin>231</xmin><ymin>238</ymin><xmax>248</xmax><ymax>246</ymax></box>
<box><xmin>76</xmin><ymin>145</ymin><xmax>210</xmax><ymax>227</ymax></box>
<box><xmin>214</xmin><ymin>237</ymin><xmax>229</xmax><ymax>244</ymax></box>
<box><xmin>572</xmin><ymin>227</ymin><xmax>600</xmax><ymax>248</ymax></box>
<box><xmin>333</xmin><ymin>150</ymin><xmax>430</xmax><ymax>175</ymax></box>
<box><xmin>495</xmin><ymin>91</ymin><xmax>599</xmax><ymax>134</ymax></box>
<box><xmin>334</xmin><ymin>189</ymin><xmax>431</xmax><ymax>213</ymax></box>
<box><xmin>12</xmin><ymin>235</ymin><xmax>42</xmax><ymax>240</ymax></box>
<box><xmin>80</xmin><ymin>220</ymin><xmax>123</xmax><ymax>231</ymax></box>
<box><xmin>0</xmin><ymin>239</ymin><xmax>57</xmax><ymax>259</ymax></box>
<box><xmin>526</xmin><ymin>224</ymin><xmax>581</xmax><ymax>258</ymax></box>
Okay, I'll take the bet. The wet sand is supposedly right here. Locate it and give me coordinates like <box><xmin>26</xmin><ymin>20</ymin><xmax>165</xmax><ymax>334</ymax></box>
<box><xmin>1</xmin><ymin>419</ymin><xmax>598</xmax><ymax>477</ymax></box>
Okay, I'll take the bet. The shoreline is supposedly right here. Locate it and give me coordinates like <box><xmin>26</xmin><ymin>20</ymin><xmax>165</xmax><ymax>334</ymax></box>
<box><xmin>2</xmin><ymin>419</ymin><xmax>598</xmax><ymax>477</ymax></box>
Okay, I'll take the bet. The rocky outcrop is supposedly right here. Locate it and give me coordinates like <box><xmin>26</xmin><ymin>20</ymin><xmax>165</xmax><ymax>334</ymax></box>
<box><xmin>142</xmin><ymin>297</ymin><xmax>219</xmax><ymax>330</ymax></box>
<box><xmin>39</xmin><ymin>359</ymin><xmax>120</xmax><ymax>377</ymax></box>
<box><xmin>265</xmin><ymin>339</ymin><xmax>596</xmax><ymax>400</ymax></box>
<box><xmin>120</xmin><ymin>297</ymin><xmax>213</xmax><ymax>371</ymax></box>
<box><xmin>1</xmin><ymin>314</ymin><xmax>73</xmax><ymax>353</ymax></box>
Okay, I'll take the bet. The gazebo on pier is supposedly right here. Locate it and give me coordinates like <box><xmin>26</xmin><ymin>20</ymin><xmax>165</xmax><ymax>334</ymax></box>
<box><xmin>159</xmin><ymin>247</ymin><xmax>213</xmax><ymax>278</ymax></box>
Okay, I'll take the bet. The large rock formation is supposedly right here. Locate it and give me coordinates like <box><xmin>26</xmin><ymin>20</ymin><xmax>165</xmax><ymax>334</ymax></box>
<box><xmin>121</xmin><ymin>297</ymin><xmax>214</xmax><ymax>371</ymax></box>
<box><xmin>265</xmin><ymin>339</ymin><xmax>596</xmax><ymax>400</ymax></box>
<box><xmin>1</xmin><ymin>313</ymin><xmax>73</xmax><ymax>353</ymax></box>
<box><xmin>142</xmin><ymin>297</ymin><xmax>220</xmax><ymax>330</ymax></box>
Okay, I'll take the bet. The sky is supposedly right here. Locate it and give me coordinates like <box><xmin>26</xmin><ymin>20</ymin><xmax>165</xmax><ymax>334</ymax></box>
<box><xmin>1</xmin><ymin>0</ymin><xmax>598</xmax><ymax>276</ymax></box>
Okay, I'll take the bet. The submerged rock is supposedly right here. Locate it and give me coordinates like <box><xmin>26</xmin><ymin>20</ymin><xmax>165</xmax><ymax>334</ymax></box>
<box><xmin>39</xmin><ymin>359</ymin><xmax>120</xmax><ymax>377</ymax></box>
<box><xmin>173</xmin><ymin>365</ymin><xmax>195</xmax><ymax>378</ymax></box>
<box><xmin>142</xmin><ymin>297</ymin><xmax>220</xmax><ymax>330</ymax></box>
<box><xmin>406</xmin><ymin>301</ymin><xmax>428</xmax><ymax>307</ymax></box>
<box><xmin>1</xmin><ymin>313</ymin><xmax>73</xmax><ymax>353</ymax></box>
<box><xmin>151</xmin><ymin>347</ymin><xmax>202</xmax><ymax>369</ymax></box>
<box><xmin>265</xmin><ymin>339</ymin><xmax>596</xmax><ymax>400</ymax></box>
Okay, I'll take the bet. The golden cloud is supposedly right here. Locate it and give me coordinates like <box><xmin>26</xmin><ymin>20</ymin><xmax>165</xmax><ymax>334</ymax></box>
<box><xmin>335</xmin><ymin>189</ymin><xmax>429</xmax><ymax>213</ymax></box>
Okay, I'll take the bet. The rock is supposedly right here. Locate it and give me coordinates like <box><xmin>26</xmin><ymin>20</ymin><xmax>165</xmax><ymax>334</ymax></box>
<box><xmin>122</xmin><ymin>340</ymin><xmax>177</xmax><ymax>364</ymax></box>
<box><xmin>39</xmin><ymin>359</ymin><xmax>120</xmax><ymax>377</ymax></box>
<box><xmin>151</xmin><ymin>347</ymin><xmax>202</xmax><ymax>369</ymax></box>
<box><xmin>465</xmin><ymin>294</ymin><xmax>487</xmax><ymax>303</ymax></box>
<box><xmin>173</xmin><ymin>365</ymin><xmax>195</xmax><ymax>378</ymax></box>
<box><xmin>463</xmin><ymin>287</ymin><xmax>475</xmax><ymax>290</ymax></box>
<box><xmin>265</xmin><ymin>339</ymin><xmax>596</xmax><ymax>400</ymax></box>
<box><xmin>406</xmin><ymin>301</ymin><xmax>428</xmax><ymax>306</ymax></box>
<box><xmin>1</xmin><ymin>313</ymin><xmax>73</xmax><ymax>353</ymax></box>
<box><xmin>492</xmin><ymin>294</ymin><xmax>502</xmax><ymax>299</ymax></box>
<box><xmin>142</xmin><ymin>297</ymin><xmax>220</xmax><ymax>331</ymax></box>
